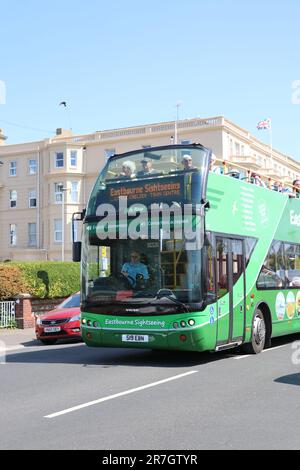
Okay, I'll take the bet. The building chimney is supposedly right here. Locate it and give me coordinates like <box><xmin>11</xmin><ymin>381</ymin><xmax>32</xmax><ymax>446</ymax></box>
<box><xmin>56</xmin><ymin>128</ymin><xmax>73</xmax><ymax>137</ymax></box>
<box><xmin>0</xmin><ymin>129</ymin><xmax>7</xmax><ymax>145</ymax></box>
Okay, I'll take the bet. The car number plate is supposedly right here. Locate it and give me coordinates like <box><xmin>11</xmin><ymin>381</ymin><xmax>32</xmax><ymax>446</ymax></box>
<box><xmin>44</xmin><ymin>327</ymin><xmax>61</xmax><ymax>333</ymax></box>
<box><xmin>122</xmin><ymin>334</ymin><xmax>149</xmax><ymax>343</ymax></box>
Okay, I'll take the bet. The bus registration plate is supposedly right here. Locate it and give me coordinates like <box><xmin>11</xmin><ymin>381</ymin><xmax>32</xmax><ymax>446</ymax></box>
<box><xmin>122</xmin><ymin>334</ymin><xmax>149</xmax><ymax>343</ymax></box>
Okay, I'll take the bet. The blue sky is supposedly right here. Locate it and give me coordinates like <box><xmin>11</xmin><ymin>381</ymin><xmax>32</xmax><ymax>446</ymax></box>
<box><xmin>1</xmin><ymin>0</ymin><xmax>300</xmax><ymax>159</ymax></box>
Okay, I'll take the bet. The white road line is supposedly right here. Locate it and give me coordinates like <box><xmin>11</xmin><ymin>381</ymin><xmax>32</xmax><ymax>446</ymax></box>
<box><xmin>234</xmin><ymin>354</ymin><xmax>252</xmax><ymax>360</ymax></box>
<box><xmin>262</xmin><ymin>344</ymin><xmax>287</xmax><ymax>353</ymax></box>
<box><xmin>234</xmin><ymin>344</ymin><xmax>288</xmax><ymax>359</ymax></box>
<box><xmin>44</xmin><ymin>370</ymin><xmax>198</xmax><ymax>419</ymax></box>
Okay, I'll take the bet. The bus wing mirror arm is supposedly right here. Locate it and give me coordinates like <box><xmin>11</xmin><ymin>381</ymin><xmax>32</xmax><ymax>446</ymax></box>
<box><xmin>200</xmin><ymin>199</ymin><xmax>210</xmax><ymax>212</ymax></box>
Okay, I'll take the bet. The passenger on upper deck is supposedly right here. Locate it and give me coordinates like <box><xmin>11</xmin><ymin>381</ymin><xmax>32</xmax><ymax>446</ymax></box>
<box><xmin>118</xmin><ymin>161</ymin><xmax>136</xmax><ymax>179</ymax></box>
<box><xmin>272</xmin><ymin>180</ymin><xmax>284</xmax><ymax>192</ymax></box>
<box><xmin>250</xmin><ymin>172</ymin><xmax>267</xmax><ymax>188</ymax></box>
<box><xmin>137</xmin><ymin>158</ymin><xmax>159</xmax><ymax>177</ymax></box>
<box><xmin>181</xmin><ymin>154</ymin><xmax>195</xmax><ymax>171</ymax></box>
<box><xmin>209</xmin><ymin>153</ymin><xmax>223</xmax><ymax>175</ymax></box>
<box><xmin>293</xmin><ymin>179</ymin><xmax>300</xmax><ymax>198</ymax></box>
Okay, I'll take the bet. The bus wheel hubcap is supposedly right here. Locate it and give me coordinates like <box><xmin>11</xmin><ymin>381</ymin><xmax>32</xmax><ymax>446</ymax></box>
<box><xmin>253</xmin><ymin>315</ymin><xmax>265</xmax><ymax>345</ymax></box>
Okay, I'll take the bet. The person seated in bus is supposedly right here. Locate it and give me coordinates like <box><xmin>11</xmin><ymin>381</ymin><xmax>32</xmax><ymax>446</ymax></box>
<box><xmin>272</xmin><ymin>180</ymin><xmax>284</xmax><ymax>192</ymax></box>
<box><xmin>118</xmin><ymin>161</ymin><xmax>136</xmax><ymax>179</ymax></box>
<box><xmin>121</xmin><ymin>251</ymin><xmax>149</xmax><ymax>288</ymax></box>
<box><xmin>137</xmin><ymin>158</ymin><xmax>159</xmax><ymax>177</ymax></box>
<box><xmin>272</xmin><ymin>180</ymin><xmax>292</xmax><ymax>195</ymax></box>
<box><xmin>293</xmin><ymin>179</ymin><xmax>300</xmax><ymax>198</ymax></box>
<box><xmin>181</xmin><ymin>154</ymin><xmax>195</xmax><ymax>171</ymax></box>
<box><xmin>209</xmin><ymin>153</ymin><xmax>223</xmax><ymax>174</ymax></box>
<box><xmin>250</xmin><ymin>172</ymin><xmax>267</xmax><ymax>188</ymax></box>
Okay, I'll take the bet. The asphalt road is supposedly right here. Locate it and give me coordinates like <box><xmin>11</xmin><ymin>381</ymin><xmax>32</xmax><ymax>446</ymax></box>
<box><xmin>1</xmin><ymin>332</ymin><xmax>300</xmax><ymax>450</ymax></box>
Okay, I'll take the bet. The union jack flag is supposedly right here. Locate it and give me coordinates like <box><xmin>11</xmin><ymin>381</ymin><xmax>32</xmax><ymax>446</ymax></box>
<box><xmin>257</xmin><ymin>118</ymin><xmax>271</xmax><ymax>130</ymax></box>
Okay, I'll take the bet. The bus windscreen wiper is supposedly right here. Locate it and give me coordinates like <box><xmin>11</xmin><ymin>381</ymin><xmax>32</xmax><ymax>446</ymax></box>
<box><xmin>154</xmin><ymin>289</ymin><xmax>191</xmax><ymax>312</ymax></box>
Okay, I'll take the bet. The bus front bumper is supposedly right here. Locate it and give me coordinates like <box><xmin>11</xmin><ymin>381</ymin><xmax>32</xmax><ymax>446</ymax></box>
<box><xmin>81</xmin><ymin>324</ymin><xmax>214</xmax><ymax>352</ymax></box>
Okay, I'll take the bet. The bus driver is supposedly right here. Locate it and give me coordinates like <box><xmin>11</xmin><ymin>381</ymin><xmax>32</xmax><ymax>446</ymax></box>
<box><xmin>121</xmin><ymin>251</ymin><xmax>149</xmax><ymax>287</ymax></box>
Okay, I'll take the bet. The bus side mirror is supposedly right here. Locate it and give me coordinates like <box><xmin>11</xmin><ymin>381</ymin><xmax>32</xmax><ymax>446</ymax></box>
<box><xmin>73</xmin><ymin>241</ymin><xmax>82</xmax><ymax>262</ymax></box>
<box><xmin>72</xmin><ymin>210</ymin><xmax>85</xmax><ymax>262</ymax></box>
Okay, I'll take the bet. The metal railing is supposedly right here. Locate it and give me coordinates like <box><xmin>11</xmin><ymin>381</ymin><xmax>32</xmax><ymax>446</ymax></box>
<box><xmin>0</xmin><ymin>301</ymin><xmax>16</xmax><ymax>328</ymax></box>
<box><xmin>213</xmin><ymin>157</ymin><xmax>300</xmax><ymax>195</ymax></box>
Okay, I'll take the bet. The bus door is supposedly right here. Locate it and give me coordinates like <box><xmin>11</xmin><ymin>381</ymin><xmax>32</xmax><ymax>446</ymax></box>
<box><xmin>216</xmin><ymin>237</ymin><xmax>246</xmax><ymax>348</ymax></box>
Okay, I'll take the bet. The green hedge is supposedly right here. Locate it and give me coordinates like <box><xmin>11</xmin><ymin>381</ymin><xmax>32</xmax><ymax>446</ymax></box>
<box><xmin>0</xmin><ymin>262</ymin><xmax>80</xmax><ymax>300</ymax></box>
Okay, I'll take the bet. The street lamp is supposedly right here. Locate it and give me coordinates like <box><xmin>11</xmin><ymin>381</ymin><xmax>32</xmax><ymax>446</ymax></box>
<box><xmin>61</xmin><ymin>186</ymin><xmax>69</xmax><ymax>262</ymax></box>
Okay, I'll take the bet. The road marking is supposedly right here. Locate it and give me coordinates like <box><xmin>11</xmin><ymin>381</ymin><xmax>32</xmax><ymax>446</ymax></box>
<box><xmin>234</xmin><ymin>344</ymin><xmax>288</xmax><ymax>359</ymax></box>
<box><xmin>44</xmin><ymin>370</ymin><xmax>198</xmax><ymax>419</ymax></box>
<box><xmin>234</xmin><ymin>354</ymin><xmax>252</xmax><ymax>360</ymax></box>
<box><xmin>262</xmin><ymin>344</ymin><xmax>287</xmax><ymax>353</ymax></box>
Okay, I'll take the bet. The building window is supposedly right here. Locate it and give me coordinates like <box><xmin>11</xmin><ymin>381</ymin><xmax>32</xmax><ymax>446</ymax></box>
<box><xmin>10</xmin><ymin>224</ymin><xmax>17</xmax><ymax>246</ymax></box>
<box><xmin>229</xmin><ymin>139</ymin><xmax>233</xmax><ymax>156</ymax></box>
<box><xmin>9</xmin><ymin>161</ymin><xmax>17</xmax><ymax>176</ymax></box>
<box><xmin>104</xmin><ymin>149</ymin><xmax>115</xmax><ymax>160</ymax></box>
<box><xmin>29</xmin><ymin>159</ymin><xmax>37</xmax><ymax>175</ymax></box>
<box><xmin>55</xmin><ymin>152</ymin><xmax>64</xmax><ymax>168</ymax></box>
<box><xmin>235</xmin><ymin>142</ymin><xmax>240</xmax><ymax>155</ymax></box>
<box><xmin>71</xmin><ymin>181</ymin><xmax>79</xmax><ymax>203</ymax></box>
<box><xmin>10</xmin><ymin>190</ymin><xmax>17</xmax><ymax>208</ymax></box>
<box><xmin>54</xmin><ymin>183</ymin><xmax>63</xmax><ymax>203</ymax></box>
<box><xmin>241</xmin><ymin>145</ymin><xmax>245</xmax><ymax>156</ymax></box>
<box><xmin>28</xmin><ymin>223</ymin><xmax>37</xmax><ymax>247</ymax></box>
<box><xmin>54</xmin><ymin>219</ymin><xmax>62</xmax><ymax>243</ymax></box>
<box><xmin>70</xmin><ymin>150</ymin><xmax>77</xmax><ymax>167</ymax></box>
<box><xmin>29</xmin><ymin>189</ymin><xmax>37</xmax><ymax>208</ymax></box>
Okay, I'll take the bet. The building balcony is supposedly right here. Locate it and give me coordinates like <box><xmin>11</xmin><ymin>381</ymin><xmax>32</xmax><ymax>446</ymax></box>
<box><xmin>261</xmin><ymin>168</ymin><xmax>288</xmax><ymax>180</ymax></box>
<box><xmin>229</xmin><ymin>155</ymin><xmax>262</xmax><ymax>171</ymax></box>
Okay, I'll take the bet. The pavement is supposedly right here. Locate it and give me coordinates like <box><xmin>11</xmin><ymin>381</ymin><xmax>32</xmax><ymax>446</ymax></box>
<box><xmin>1</xmin><ymin>329</ymin><xmax>300</xmax><ymax>450</ymax></box>
<box><xmin>0</xmin><ymin>328</ymin><xmax>37</xmax><ymax>351</ymax></box>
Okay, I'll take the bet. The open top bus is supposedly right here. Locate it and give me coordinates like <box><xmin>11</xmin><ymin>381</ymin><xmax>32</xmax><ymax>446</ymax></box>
<box><xmin>73</xmin><ymin>143</ymin><xmax>300</xmax><ymax>354</ymax></box>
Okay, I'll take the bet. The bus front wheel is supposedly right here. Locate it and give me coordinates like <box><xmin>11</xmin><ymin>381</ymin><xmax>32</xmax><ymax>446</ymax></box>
<box><xmin>243</xmin><ymin>309</ymin><xmax>266</xmax><ymax>354</ymax></box>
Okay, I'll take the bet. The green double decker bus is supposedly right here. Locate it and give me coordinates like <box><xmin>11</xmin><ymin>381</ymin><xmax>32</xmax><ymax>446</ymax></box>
<box><xmin>73</xmin><ymin>144</ymin><xmax>300</xmax><ymax>354</ymax></box>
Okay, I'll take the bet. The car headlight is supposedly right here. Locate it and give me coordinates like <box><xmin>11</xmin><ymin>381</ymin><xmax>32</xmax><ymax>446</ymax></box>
<box><xmin>36</xmin><ymin>317</ymin><xmax>42</xmax><ymax>325</ymax></box>
<box><xmin>69</xmin><ymin>315</ymin><xmax>80</xmax><ymax>322</ymax></box>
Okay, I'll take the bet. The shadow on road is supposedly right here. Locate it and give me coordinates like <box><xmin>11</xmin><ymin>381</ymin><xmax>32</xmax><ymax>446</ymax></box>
<box><xmin>6</xmin><ymin>344</ymin><xmax>229</xmax><ymax>368</ymax></box>
<box><xmin>5</xmin><ymin>332</ymin><xmax>300</xmax><ymax>369</ymax></box>
<box><xmin>274</xmin><ymin>374</ymin><xmax>300</xmax><ymax>386</ymax></box>
<box><xmin>20</xmin><ymin>338</ymin><xmax>82</xmax><ymax>348</ymax></box>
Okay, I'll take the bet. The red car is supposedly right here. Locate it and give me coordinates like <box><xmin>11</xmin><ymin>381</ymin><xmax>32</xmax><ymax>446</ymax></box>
<box><xmin>35</xmin><ymin>292</ymin><xmax>81</xmax><ymax>345</ymax></box>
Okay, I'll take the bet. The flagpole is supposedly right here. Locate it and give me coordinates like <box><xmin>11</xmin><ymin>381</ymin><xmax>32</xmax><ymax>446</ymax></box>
<box><xmin>269</xmin><ymin>118</ymin><xmax>273</xmax><ymax>170</ymax></box>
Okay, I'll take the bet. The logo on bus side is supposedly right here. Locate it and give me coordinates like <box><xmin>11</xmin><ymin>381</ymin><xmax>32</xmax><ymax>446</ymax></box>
<box><xmin>290</xmin><ymin>210</ymin><xmax>300</xmax><ymax>227</ymax></box>
<box><xmin>275</xmin><ymin>292</ymin><xmax>286</xmax><ymax>321</ymax></box>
